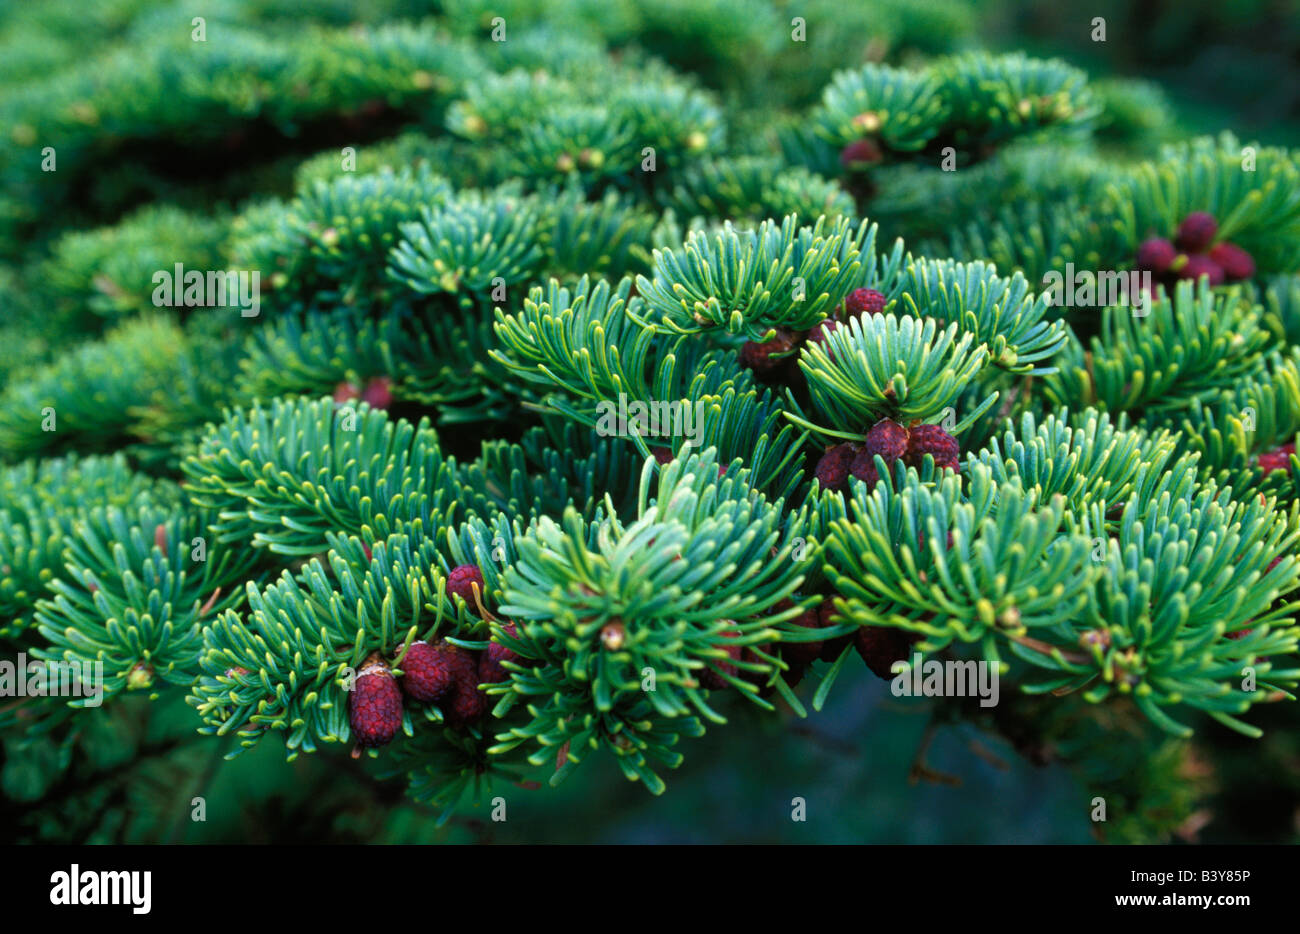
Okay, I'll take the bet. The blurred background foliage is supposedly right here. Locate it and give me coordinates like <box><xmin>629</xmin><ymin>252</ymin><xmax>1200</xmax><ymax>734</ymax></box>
<box><xmin>2</xmin><ymin>0</ymin><xmax>1298</xmax><ymax>844</ymax></box>
<box><xmin>977</xmin><ymin>0</ymin><xmax>1300</xmax><ymax>148</ymax></box>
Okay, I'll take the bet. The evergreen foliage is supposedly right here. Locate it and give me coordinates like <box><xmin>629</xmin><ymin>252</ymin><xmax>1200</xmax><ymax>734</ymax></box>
<box><xmin>4</xmin><ymin>0</ymin><xmax>1299</xmax><ymax>844</ymax></box>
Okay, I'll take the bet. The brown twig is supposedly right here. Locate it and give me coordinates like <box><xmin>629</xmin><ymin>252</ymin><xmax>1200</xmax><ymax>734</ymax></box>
<box><xmin>908</xmin><ymin>719</ymin><xmax>962</xmax><ymax>787</ymax></box>
<box><xmin>1007</xmin><ymin>632</ymin><xmax>1090</xmax><ymax>667</ymax></box>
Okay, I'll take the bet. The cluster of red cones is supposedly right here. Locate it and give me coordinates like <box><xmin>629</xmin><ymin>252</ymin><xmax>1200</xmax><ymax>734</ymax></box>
<box><xmin>333</xmin><ymin>375</ymin><xmax>394</xmax><ymax>409</ymax></box>
<box><xmin>737</xmin><ymin>287</ymin><xmax>888</xmax><ymax>382</ymax></box>
<box><xmin>814</xmin><ymin>418</ymin><xmax>960</xmax><ymax>493</ymax></box>
<box><xmin>1135</xmin><ymin>211</ymin><xmax>1255</xmax><ymax>292</ymax></box>
<box><xmin>349</xmin><ymin>564</ymin><xmax>521</xmax><ymax>749</ymax></box>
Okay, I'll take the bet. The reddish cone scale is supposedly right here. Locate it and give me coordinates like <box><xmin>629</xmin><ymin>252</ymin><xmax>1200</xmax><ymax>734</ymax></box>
<box><xmin>806</xmin><ymin>319</ymin><xmax>840</xmax><ymax>352</ymax></box>
<box><xmin>1258</xmin><ymin>443</ymin><xmax>1296</xmax><ymax>474</ymax></box>
<box><xmin>1177</xmin><ymin>253</ymin><xmax>1224</xmax><ymax>286</ymax></box>
<box><xmin>448</xmin><ymin>679</ymin><xmax>489</xmax><ymax>725</ymax></box>
<box><xmin>855</xmin><ymin>626</ymin><xmax>912</xmax><ymax>680</ymax></box>
<box><xmin>333</xmin><ymin>381</ymin><xmax>361</xmax><ymax>403</ymax></box>
<box><xmin>443</xmin><ymin>645</ymin><xmax>488</xmax><ymax>726</ymax></box>
<box><xmin>844</xmin><ymin>288</ymin><xmax>887</xmax><ymax>316</ymax></box>
<box><xmin>814</xmin><ymin>442</ymin><xmax>857</xmax><ymax>493</ymax></box>
<box><xmin>847</xmin><ymin>450</ymin><xmax>881</xmax><ymax>488</ymax></box>
<box><xmin>739</xmin><ymin>330</ymin><xmax>798</xmax><ymax>379</ymax></box>
<box><xmin>444</xmin><ymin>640</ymin><xmax>478</xmax><ymax>684</ymax></box>
<box><xmin>398</xmin><ymin>640</ymin><xmax>459</xmax><ymax>703</ymax></box>
<box><xmin>1208</xmin><ymin>242</ymin><xmax>1255</xmax><ymax>281</ymax></box>
<box><xmin>479</xmin><ymin>623</ymin><xmax>521</xmax><ymax>684</ymax></box>
<box><xmin>350</xmin><ymin>656</ymin><xmax>403</xmax><ymax>748</ymax></box>
<box><xmin>1175</xmin><ymin>211</ymin><xmax>1218</xmax><ymax>252</ymax></box>
<box><xmin>1135</xmin><ymin>237</ymin><xmax>1177</xmax><ymax>274</ymax></box>
<box><xmin>447</xmin><ymin>564</ymin><xmax>486</xmax><ymax>610</ymax></box>
<box><xmin>362</xmin><ymin>376</ymin><xmax>393</xmax><ymax>409</ymax></box>
<box><xmin>904</xmin><ymin>424</ymin><xmax>960</xmax><ymax>472</ymax></box>
<box><xmin>840</xmin><ymin>138</ymin><xmax>883</xmax><ymax>170</ymax></box>
<box><xmin>848</xmin><ymin>417</ymin><xmax>910</xmax><ymax>487</ymax></box>
<box><xmin>864</xmin><ymin>418</ymin><xmax>909</xmax><ymax>463</ymax></box>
